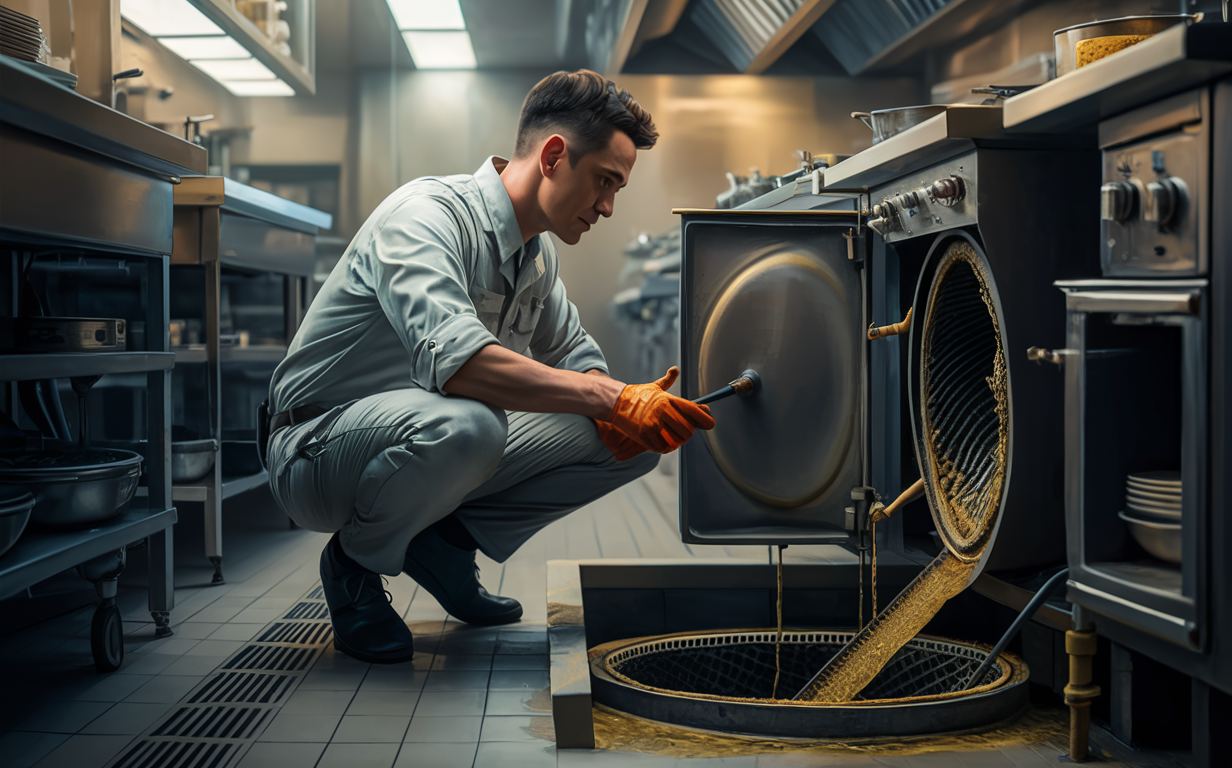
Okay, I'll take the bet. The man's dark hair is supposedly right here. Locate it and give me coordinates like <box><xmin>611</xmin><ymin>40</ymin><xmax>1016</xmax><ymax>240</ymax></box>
<box><xmin>514</xmin><ymin>70</ymin><xmax>657</xmax><ymax>164</ymax></box>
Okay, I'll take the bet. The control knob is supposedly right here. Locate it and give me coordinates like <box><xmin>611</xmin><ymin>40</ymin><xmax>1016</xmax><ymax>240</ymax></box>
<box><xmin>1144</xmin><ymin>178</ymin><xmax>1183</xmax><ymax>229</ymax></box>
<box><xmin>928</xmin><ymin>176</ymin><xmax>965</xmax><ymax>207</ymax></box>
<box><xmin>868</xmin><ymin>200</ymin><xmax>899</xmax><ymax>236</ymax></box>
<box><xmin>1100</xmin><ymin>181</ymin><xmax>1137</xmax><ymax>222</ymax></box>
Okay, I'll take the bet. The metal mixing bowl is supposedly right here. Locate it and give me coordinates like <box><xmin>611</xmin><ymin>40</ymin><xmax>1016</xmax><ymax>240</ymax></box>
<box><xmin>0</xmin><ymin>449</ymin><xmax>142</xmax><ymax>528</ymax></box>
<box><xmin>0</xmin><ymin>485</ymin><xmax>35</xmax><ymax>557</ymax></box>
<box><xmin>173</xmin><ymin>438</ymin><xmax>218</xmax><ymax>483</ymax></box>
<box><xmin>1118</xmin><ymin>510</ymin><xmax>1182</xmax><ymax>564</ymax></box>
<box><xmin>852</xmin><ymin>105</ymin><xmax>948</xmax><ymax>144</ymax></box>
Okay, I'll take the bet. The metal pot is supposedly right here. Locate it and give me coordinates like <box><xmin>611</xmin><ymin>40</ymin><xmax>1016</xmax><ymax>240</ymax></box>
<box><xmin>172</xmin><ymin>438</ymin><xmax>218</xmax><ymax>483</ymax></box>
<box><xmin>1053</xmin><ymin>14</ymin><xmax>1201</xmax><ymax>77</ymax></box>
<box><xmin>852</xmin><ymin>105</ymin><xmax>948</xmax><ymax>144</ymax></box>
<box><xmin>0</xmin><ymin>484</ymin><xmax>35</xmax><ymax>557</ymax></box>
<box><xmin>0</xmin><ymin>448</ymin><xmax>142</xmax><ymax>527</ymax></box>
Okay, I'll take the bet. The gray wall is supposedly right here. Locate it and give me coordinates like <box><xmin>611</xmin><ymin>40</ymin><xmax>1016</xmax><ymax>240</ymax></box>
<box><xmin>357</xmin><ymin>70</ymin><xmax>922</xmax><ymax>381</ymax></box>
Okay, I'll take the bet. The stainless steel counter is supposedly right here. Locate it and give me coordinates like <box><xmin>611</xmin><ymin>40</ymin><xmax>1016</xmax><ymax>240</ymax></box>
<box><xmin>0</xmin><ymin>56</ymin><xmax>207</xmax><ymax>177</ymax></box>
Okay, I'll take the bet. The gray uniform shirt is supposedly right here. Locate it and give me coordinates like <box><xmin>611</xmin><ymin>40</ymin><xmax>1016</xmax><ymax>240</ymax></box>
<box><xmin>269</xmin><ymin>156</ymin><xmax>607</xmax><ymax>414</ymax></box>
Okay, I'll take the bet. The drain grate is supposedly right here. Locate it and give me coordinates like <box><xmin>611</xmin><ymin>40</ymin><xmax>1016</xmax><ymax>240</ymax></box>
<box><xmin>223</xmin><ymin>644</ymin><xmax>316</xmax><ymax>672</ymax></box>
<box><xmin>188</xmin><ymin>672</ymin><xmax>297</xmax><ymax>705</ymax></box>
<box><xmin>606</xmin><ymin>631</ymin><xmax>1002</xmax><ymax>701</ymax></box>
<box><xmin>152</xmin><ymin>706</ymin><xmax>272</xmax><ymax>739</ymax></box>
<box><xmin>111</xmin><ymin>739</ymin><xmax>242</xmax><ymax>768</ymax></box>
<box><xmin>257</xmin><ymin>621</ymin><xmax>333</xmax><ymax>646</ymax></box>
<box><xmin>283</xmin><ymin>601</ymin><xmax>330</xmax><ymax>620</ymax></box>
<box><xmin>306</xmin><ymin>585</ymin><xmax>325</xmax><ymax>600</ymax></box>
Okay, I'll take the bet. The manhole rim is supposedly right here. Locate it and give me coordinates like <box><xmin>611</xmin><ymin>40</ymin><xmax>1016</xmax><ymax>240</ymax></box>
<box><xmin>591</xmin><ymin>628</ymin><xmax>1026</xmax><ymax>708</ymax></box>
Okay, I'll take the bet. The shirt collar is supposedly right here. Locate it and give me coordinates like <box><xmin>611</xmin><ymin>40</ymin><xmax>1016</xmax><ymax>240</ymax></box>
<box><xmin>474</xmin><ymin>156</ymin><xmax>527</xmax><ymax>268</ymax></box>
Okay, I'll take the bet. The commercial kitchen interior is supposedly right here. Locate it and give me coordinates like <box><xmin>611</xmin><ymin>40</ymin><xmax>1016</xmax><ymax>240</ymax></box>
<box><xmin>1</xmin><ymin>1</ymin><xmax>1229</xmax><ymax>767</ymax></box>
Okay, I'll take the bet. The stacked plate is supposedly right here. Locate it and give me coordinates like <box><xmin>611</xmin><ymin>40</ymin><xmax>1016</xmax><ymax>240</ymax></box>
<box><xmin>1119</xmin><ymin>470</ymin><xmax>1182</xmax><ymax>564</ymax></box>
<box><xmin>1127</xmin><ymin>470</ymin><xmax>1181</xmax><ymax>520</ymax></box>
<box><xmin>0</xmin><ymin>6</ymin><xmax>49</xmax><ymax>64</ymax></box>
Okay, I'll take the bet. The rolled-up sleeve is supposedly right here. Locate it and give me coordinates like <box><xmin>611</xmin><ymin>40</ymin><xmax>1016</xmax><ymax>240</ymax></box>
<box><xmin>371</xmin><ymin>198</ymin><xmax>498</xmax><ymax>392</ymax></box>
<box><xmin>529</xmin><ymin>276</ymin><xmax>608</xmax><ymax>375</ymax></box>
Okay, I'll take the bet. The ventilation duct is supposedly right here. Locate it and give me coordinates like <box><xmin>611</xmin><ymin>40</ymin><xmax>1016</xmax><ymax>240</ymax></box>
<box><xmin>688</xmin><ymin>0</ymin><xmax>828</xmax><ymax>73</ymax></box>
<box><xmin>810</xmin><ymin>0</ymin><xmax>956</xmax><ymax>75</ymax></box>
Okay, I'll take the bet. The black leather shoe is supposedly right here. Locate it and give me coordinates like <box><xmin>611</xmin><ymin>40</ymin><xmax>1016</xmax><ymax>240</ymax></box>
<box><xmin>320</xmin><ymin>534</ymin><xmax>415</xmax><ymax>664</ymax></box>
<box><xmin>403</xmin><ymin>528</ymin><xmax>522</xmax><ymax>625</ymax></box>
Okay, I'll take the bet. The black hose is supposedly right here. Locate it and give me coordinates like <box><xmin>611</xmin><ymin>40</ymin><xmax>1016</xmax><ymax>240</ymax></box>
<box><xmin>965</xmin><ymin>567</ymin><xmax>1070</xmax><ymax>689</ymax></box>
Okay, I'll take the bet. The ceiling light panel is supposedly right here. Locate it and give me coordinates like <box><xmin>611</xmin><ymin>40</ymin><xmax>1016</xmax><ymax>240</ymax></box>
<box><xmin>158</xmin><ymin>36</ymin><xmax>251</xmax><ymax>60</ymax></box>
<box><xmin>387</xmin><ymin>0</ymin><xmax>466</xmax><ymax>30</ymax></box>
<box><xmin>402</xmin><ymin>30</ymin><xmax>476</xmax><ymax>69</ymax></box>
<box><xmin>191</xmin><ymin>57</ymin><xmax>278</xmax><ymax>81</ymax></box>
<box><xmin>121</xmin><ymin>0</ymin><xmax>223</xmax><ymax>36</ymax></box>
<box><xmin>222</xmin><ymin>79</ymin><xmax>296</xmax><ymax>96</ymax></box>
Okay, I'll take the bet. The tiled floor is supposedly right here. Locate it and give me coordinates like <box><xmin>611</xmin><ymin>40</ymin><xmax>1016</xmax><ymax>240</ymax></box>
<box><xmin>0</xmin><ymin>462</ymin><xmax>1184</xmax><ymax>767</ymax></box>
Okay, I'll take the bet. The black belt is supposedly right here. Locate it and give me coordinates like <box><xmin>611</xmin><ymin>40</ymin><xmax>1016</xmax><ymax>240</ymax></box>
<box><xmin>269</xmin><ymin>404</ymin><xmax>328</xmax><ymax>435</ymax></box>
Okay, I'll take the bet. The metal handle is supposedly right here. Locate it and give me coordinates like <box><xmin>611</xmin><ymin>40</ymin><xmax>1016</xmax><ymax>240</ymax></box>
<box><xmin>1064</xmin><ymin>290</ymin><xmax>1200</xmax><ymax>315</ymax></box>
<box><xmin>851</xmin><ymin>112</ymin><xmax>874</xmax><ymax>130</ymax></box>
<box><xmin>112</xmin><ymin>68</ymin><xmax>143</xmax><ymax>82</ymax></box>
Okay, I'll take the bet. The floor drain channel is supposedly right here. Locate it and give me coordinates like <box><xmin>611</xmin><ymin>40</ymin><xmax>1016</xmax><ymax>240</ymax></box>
<box><xmin>106</xmin><ymin>585</ymin><xmax>335</xmax><ymax>768</ymax></box>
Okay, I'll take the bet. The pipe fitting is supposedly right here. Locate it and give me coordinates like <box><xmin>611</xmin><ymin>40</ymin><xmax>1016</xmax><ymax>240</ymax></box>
<box><xmin>868</xmin><ymin>307</ymin><xmax>913</xmax><ymax>341</ymax></box>
<box><xmin>1065</xmin><ymin>628</ymin><xmax>1100</xmax><ymax>762</ymax></box>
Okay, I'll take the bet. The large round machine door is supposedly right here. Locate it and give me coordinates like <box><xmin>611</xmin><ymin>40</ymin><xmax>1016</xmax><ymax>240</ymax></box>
<box><xmin>679</xmin><ymin>211</ymin><xmax>865</xmax><ymax>545</ymax></box>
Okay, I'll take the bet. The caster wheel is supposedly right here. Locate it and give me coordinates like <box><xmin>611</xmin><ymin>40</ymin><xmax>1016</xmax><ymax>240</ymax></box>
<box><xmin>209</xmin><ymin>556</ymin><xmax>225</xmax><ymax>585</ymax></box>
<box><xmin>92</xmin><ymin>600</ymin><xmax>124</xmax><ymax>672</ymax></box>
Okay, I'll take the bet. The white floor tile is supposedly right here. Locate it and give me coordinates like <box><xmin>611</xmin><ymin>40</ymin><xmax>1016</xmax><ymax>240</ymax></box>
<box><xmin>332</xmin><ymin>715</ymin><xmax>412</xmax><ymax>743</ymax></box>
<box><xmin>16</xmin><ymin>701</ymin><xmax>112</xmax><ymax>734</ymax></box>
<box><xmin>403</xmin><ymin>715</ymin><xmax>482</xmax><ymax>743</ymax></box>
<box><xmin>236</xmin><ymin>742</ymin><xmax>326</xmax><ymax>768</ymax></box>
<box><xmin>0</xmin><ymin>731</ymin><xmax>69</xmax><ymax>768</ymax></box>
<box><xmin>423</xmin><ymin>670</ymin><xmax>491</xmax><ymax>692</ymax></box>
<box><xmin>485</xmin><ymin>690</ymin><xmax>550</xmax><ymax>717</ymax></box>
<box><xmin>77</xmin><ymin>702</ymin><xmax>169</xmax><ymax>735</ymax></box>
<box><xmin>61</xmin><ymin>673</ymin><xmax>152</xmax><ymax>702</ymax></box>
<box><xmin>30</xmin><ymin>734</ymin><xmax>133</xmax><ymax>768</ymax></box>
<box><xmin>128</xmin><ymin>636</ymin><xmax>200</xmax><ymax>656</ymax></box>
<box><xmin>184</xmin><ymin>639</ymin><xmax>245</xmax><ymax>656</ymax></box>
<box><xmin>394</xmin><ymin>742</ymin><xmax>478</xmax><ymax>768</ymax></box>
<box><xmin>280</xmin><ymin>689</ymin><xmax>356</xmax><ymax>715</ymax></box>
<box><xmin>206</xmin><ymin>623</ymin><xmax>264</xmax><ymax>642</ymax></box>
<box><xmin>479</xmin><ymin>714</ymin><xmax>553</xmax><ymax>743</ymax></box>
<box><xmin>473</xmin><ymin>740</ymin><xmax>555</xmax><ymax>768</ymax></box>
<box><xmin>114</xmin><ymin>653</ymin><xmax>178</xmax><ymax>676</ymax></box>
<box><xmin>169</xmin><ymin>622</ymin><xmax>222</xmax><ymax>639</ymax></box>
<box><xmin>489</xmin><ymin>670</ymin><xmax>549</xmax><ymax>691</ymax></box>
<box><xmin>317</xmin><ymin>742</ymin><xmax>400</xmax><ymax>768</ymax></box>
<box><xmin>347</xmin><ymin>689</ymin><xmax>421</xmax><ymax>717</ymax></box>
<box><xmin>159</xmin><ymin>653</ymin><xmax>228</xmax><ymax>676</ymax></box>
<box><xmin>257</xmin><ymin>713</ymin><xmax>342</xmax><ymax>743</ymax></box>
<box><xmin>123</xmin><ymin>675</ymin><xmax>204</xmax><ymax>704</ymax></box>
<box><xmin>414</xmin><ymin>691</ymin><xmax>486</xmax><ymax>717</ymax></box>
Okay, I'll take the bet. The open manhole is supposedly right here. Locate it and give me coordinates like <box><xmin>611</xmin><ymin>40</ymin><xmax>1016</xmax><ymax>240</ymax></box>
<box><xmin>590</xmin><ymin>629</ymin><xmax>1029</xmax><ymax>739</ymax></box>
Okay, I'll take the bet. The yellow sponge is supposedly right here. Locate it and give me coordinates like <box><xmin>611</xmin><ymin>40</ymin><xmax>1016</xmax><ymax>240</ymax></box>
<box><xmin>1076</xmin><ymin>35</ymin><xmax>1152</xmax><ymax>67</ymax></box>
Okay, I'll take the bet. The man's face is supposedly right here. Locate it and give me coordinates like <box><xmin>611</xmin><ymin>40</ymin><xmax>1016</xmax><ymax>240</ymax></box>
<box><xmin>539</xmin><ymin>129</ymin><xmax>637</xmax><ymax>245</ymax></box>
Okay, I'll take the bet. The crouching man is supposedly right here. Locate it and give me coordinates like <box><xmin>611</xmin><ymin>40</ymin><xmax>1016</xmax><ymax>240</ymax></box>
<box><xmin>263</xmin><ymin>70</ymin><xmax>714</xmax><ymax>663</ymax></box>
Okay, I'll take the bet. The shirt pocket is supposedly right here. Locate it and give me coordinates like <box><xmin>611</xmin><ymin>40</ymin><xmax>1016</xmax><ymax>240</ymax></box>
<box><xmin>470</xmin><ymin>286</ymin><xmax>505</xmax><ymax>334</ymax></box>
<box><xmin>509</xmin><ymin>295</ymin><xmax>545</xmax><ymax>352</ymax></box>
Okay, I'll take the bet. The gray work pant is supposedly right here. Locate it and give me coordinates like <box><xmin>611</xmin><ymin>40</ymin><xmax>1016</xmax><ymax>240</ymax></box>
<box><xmin>267</xmin><ymin>388</ymin><xmax>659</xmax><ymax>575</ymax></box>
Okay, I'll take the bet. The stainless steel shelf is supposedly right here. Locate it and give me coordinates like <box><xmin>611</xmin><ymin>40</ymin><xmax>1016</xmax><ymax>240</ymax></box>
<box><xmin>1003</xmin><ymin>22</ymin><xmax>1232</xmax><ymax>134</ymax></box>
<box><xmin>173</xmin><ymin>346</ymin><xmax>287</xmax><ymax>364</ymax></box>
<box><xmin>0</xmin><ymin>504</ymin><xmax>178</xmax><ymax>600</ymax></box>
<box><xmin>0</xmin><ymin>352</ymin><xmax>175</xmax><ymax>381</ymax></box>
<box><xmin>221</xmin><ymin>469</ymin><xmax>269</xmax><ymax>500</ymax></box>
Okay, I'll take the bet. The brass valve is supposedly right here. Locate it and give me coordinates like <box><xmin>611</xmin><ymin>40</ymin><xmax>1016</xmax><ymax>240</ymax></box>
<box><xmin>868</xmin><ymin>307</ymin><xmax>913</xmax><ymax>341</ymax></box>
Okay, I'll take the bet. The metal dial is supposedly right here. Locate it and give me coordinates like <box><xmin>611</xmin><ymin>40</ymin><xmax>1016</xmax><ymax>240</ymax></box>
<box><xmin>1100</xmin><ymin>181</ymin><xmax>1136</xmax><ymax>222</ymax></box>
<box><xmin>1144</xmin><ymin>178</ymin><xmax>1183</xmax><ymax>228</ymax></box>
<box><xmin>929</xmin><ymin>176</ymin><xmax>965</xmax><ymax>207</ymax></box>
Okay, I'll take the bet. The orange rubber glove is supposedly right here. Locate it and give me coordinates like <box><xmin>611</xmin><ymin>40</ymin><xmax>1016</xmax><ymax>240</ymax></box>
<box><xmin>592</xmin><ymin>419</ymin><xmax>648</xmax><ymax>462</ymax></box>
<box><xmin>607</xmin><ymin>366</ymin><xmax>715</xmax><ymax>454</ymax></box>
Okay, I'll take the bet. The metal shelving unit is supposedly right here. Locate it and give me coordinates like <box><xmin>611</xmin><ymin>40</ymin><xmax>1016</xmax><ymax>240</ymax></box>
<box><xmin>0</xmin><ymin>56</ymin><xmax>202</xmax><ymax>671</ymax></box>
<box><xmin>171</xmin><ymin>176</ymin><xmax>330</xmax><ymax>584</ymax></box>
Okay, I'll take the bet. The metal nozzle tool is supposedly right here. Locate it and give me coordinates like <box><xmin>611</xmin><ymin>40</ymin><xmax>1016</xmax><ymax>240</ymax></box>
<box><xmin>694</xmin><ymin>369</ymin><xmax>761</xmax><ymax>405</ymax></box>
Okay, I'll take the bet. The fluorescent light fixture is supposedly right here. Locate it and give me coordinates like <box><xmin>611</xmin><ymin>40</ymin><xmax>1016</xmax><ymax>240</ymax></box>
<box><xmin>158</xmin><ymin>35</ymin><xmax>250</xmax><ymax>60</ymax></box>
<box><xmin>191</xmin><ymin>57</ymin><xmax>277</xmax><ymax>81</ymax></box>
<box><xmin>221</xmin><ymin>79</ymin><xmax>295</xmax><ymax>96</ymax></box>
<box><xmin>403</xmin><ymin>31</ymin><xmax>476</xmax><ymax>69</ymax></box>
<box><xmin>121</xmin><ymin>0</ymin><xmax>223</xmax><ymax>36</ymax></box>
<box><xmin>387</xmin><ymin>0</ymin><xmax>465</xmax><ymax>30</ymax></box>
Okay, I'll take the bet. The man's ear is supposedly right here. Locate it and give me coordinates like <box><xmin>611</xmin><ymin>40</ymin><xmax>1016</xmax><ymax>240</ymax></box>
<box><xmin>540</xmin><ymin>134</ymin><xmax>568</xmax><ymax>177</ymax></box>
